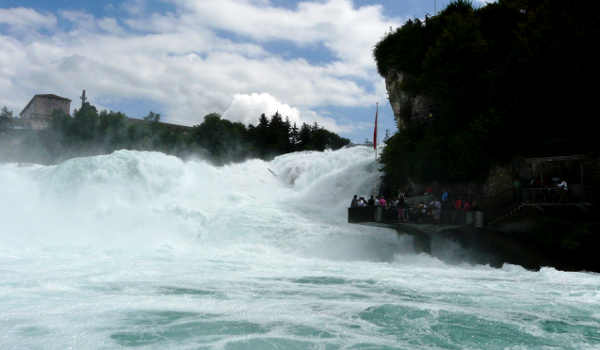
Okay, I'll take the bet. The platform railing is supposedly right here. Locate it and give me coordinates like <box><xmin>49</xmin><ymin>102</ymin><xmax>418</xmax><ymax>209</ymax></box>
<box><xmin>348</xmin><ymin>206</ymin><xmax>484</xmax><ymax>227</ymax></box>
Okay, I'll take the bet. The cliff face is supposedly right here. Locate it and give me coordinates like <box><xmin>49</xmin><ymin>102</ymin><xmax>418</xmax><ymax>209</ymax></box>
<box><xmin>384</xmin><ymin>70</ymin><xmax>432</xmax><ymax>129</ymax></box>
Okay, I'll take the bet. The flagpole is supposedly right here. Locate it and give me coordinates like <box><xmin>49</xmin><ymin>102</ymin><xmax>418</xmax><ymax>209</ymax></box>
<box><xmin>373</xmin><ymin>102</ymin><xmax>378</xmax><ymax>196</ymax></box>
<box><xmin>379</xmin><ymin>105</ymin><xmax>383</xmax><ymax>158</ymax></box>
<box><xmin>374</xmin><ymin>102</ymin><xmax>378</xmax><ymax>162</ymax></box>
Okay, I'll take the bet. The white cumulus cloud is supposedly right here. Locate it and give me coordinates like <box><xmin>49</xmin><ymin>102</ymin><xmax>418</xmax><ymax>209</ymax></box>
<box><xmin>0</xmin><ymin>1</ymin><xmax>399</xmax><ymax>137</ymax></box>
<box><xmin>0</xmin><ymin>7</ymin><xmax>56</xmax><ymax>31</ymax></box>
<box><xmin>224</xmin><ymin>92</ymin><xmax>301</xmax><ymax>126</ymax></box>
<box><xmin>223</xmin><ymin>92</ymin><xmax>351</xmax><ymax>133</ymax></box>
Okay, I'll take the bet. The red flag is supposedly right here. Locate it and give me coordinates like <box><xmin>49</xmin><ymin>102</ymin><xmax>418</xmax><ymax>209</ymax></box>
<box><xmin>373</xmin><ymin>103</ymin><xmax>378</xmax><ymax>151</ymax></box>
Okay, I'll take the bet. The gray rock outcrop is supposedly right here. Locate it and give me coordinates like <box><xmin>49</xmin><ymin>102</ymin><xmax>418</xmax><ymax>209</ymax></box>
<box><xmin>384</xmin><ymin>70</ymin><xmax>433</xmax><ymax>129</ymax></box>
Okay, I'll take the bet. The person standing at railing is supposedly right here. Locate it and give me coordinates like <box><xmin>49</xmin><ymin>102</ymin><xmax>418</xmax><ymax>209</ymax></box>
<box><xmin>463</xmin><ymin>200</ymin><xmax>471</xmax><ymax>212</ymax></box>
<box><xmin>397</xmin><ymin>197</ymin><xmax>407</xmax><ymax>223</ymax></box>
<box><xmin>350</xmin><ymin>195</ymin><xmax>358</xmax><ymax>208</ymax></box>
<box><xmin>441</xmin><ymin>189</ymin><xmax>448</xmax><ymax>204</ymax></box>
<box><xmin>558</xmin><ymin>179</ymin><xmax>568</xmax><ymax>202</ymax></box>
<box><xmin>425</xmin><ymin>186</ymin><xmax>433</xmax><ymax>196</ymax></box>
<box><xmin>379</xmin><ymin>196</ymin><xmax>387</xmax><ymax>208</ymax></box>
<box><xmin>452</xmin><ymin>198</ymin><xmax>462</xmax><ymax>224</ymax></box>
<box><xmin>513</xmin><ymin>177</ymin><xmax>522</xmax><ymax>203</ymax></box>
<box><xmin>454</xmin><ymin>198</ymin><xmax>462</xmax><ymax>210</ymax></box>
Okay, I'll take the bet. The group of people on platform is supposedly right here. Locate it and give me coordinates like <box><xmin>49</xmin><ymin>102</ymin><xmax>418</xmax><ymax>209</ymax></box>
<box><xmin>350</xmin><ymin>190</ymin><xmax>479</xmax><ymax>225</ymax></box>
<box><xmin>350</xmin><ymin>195</ymin><xmax>393</xmax><ymax>208</ymax></box>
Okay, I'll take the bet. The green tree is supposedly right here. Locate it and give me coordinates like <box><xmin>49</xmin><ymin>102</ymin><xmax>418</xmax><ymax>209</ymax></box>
<box><xmin>289</xmin><ymin>122</ymin><xmax>300</xmax><ymax>151</ymax></box>
<box><xmin>143</xmin><ymin>111</ymin><xmax>160</xmax><ymax>123</ymax></box>
<box><xmin>98</xmin><ymin>111</ymin><xmax>126</xmax><ymax>150</ymax></box>
<box><xmin>298</xmin><ymin>123</ymin><xmax>311</xmax><ymax>149</ymax></box>
<box><xmin>71</xmin><ymin>102</ymin><xmax>99</xmax><ymax>141</ymax></box>
<box><xmin>190</xmin><ymin>113</ymin><xmax>250</xmax><ymax>163</ymax></box>
<box><xmin>0</xmin><ymin>106</ymin><xmax>14</xmax><ymax>133</ymax></box>
<box><xmin>267</xmin><ymin>112</ymin><xmax>290</xmax><ymax>154</ymax></box>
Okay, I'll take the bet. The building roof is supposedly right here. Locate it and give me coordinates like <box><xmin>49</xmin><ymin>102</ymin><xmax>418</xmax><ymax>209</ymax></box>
<box><xmin>125</xmin><ymin>117</ymin><xmax>193</xmax><ymax>132</ymax></box>
<box><xmin>20</xmin><ymin>94</ymin><xmax>71</xmax><ymax>116</ymax></box>
<box><xmin>35</xmin><ymin>94</ymin><xmax>71</xmax><ymax>101</ymax></box>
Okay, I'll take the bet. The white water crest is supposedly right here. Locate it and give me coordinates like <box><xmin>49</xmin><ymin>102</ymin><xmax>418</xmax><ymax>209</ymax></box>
<box><xmin>1</xmin><ymin>147</ymin><xmax>599</xmax><ymax>349</ymax></box>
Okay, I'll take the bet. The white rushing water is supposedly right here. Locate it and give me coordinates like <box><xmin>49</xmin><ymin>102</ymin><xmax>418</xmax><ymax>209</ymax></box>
<box><xmin>1</xmin><ymin>146</ymin><xmax>599</xmax><ymax>349</ymax></box>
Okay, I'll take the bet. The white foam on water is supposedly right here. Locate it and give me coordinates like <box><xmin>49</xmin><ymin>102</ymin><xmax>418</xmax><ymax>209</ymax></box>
<box><xmin>1</xmin><ymin>147</ymin><xmax>599</xmax><ymax>349</ymax></box>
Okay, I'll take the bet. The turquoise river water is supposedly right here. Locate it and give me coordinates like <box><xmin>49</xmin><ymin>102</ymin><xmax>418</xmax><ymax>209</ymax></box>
<box><xmin>1</xmin><ymin>146</ymin><xmax>599</xmax><ymax>349</ymax></box>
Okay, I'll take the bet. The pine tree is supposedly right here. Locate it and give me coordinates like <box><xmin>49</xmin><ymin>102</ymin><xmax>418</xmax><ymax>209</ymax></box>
<box><xmin>289</xmin><ymin>122</ymin><xmax>299</xmax><ymax>151</ymax></box>
<box><xmin>0</xmin><ymin>106</ymin><xmax>14</xmax><ymax>133</ymax></box>
<box><xmin>299</xmin><ymin>123</ymin><xmax>311</xmax><ymax>149</ymax></box>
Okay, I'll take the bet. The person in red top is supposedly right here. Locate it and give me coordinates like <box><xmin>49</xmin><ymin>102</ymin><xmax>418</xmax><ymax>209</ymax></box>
<box><xmin>454</xmin><ymin>198</ymin><xmax>462</xmax><ymax>210</ymax></box>
<box><xmin>379</xmin><ymin>197</ymin><xmax>387</xmax><ymax>207</ymax></box>
<box><xmin>453</xmin><ymin>198</ymin><xmax>462</xmax><ymax>224</ymax></box>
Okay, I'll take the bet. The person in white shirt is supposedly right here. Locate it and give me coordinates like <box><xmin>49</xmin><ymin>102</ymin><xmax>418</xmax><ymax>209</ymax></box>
<box><xmin>557</xmin><ymin>179</ymin><xmax>568</xmax><ymax>190</ymax></box>
<box><xmin>359</xmin><ymin>197</ymin><xmax>367</xmax><ymax>207</ymax></box>
<box><xmin>557</xmin><ymin>179</ymin><xmax>568</xmax><ymax>202</ymax></box>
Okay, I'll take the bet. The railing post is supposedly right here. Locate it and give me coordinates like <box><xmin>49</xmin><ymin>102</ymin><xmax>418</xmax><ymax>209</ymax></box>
<box><xmin>466</xmin><ymin>211</ymin><xmax>474</xmax><ymax>225</ymax></box>
<box><xmin>375</xmin><ymin>207</ymin><xmax>383</xmax><ymax>222</ymax></box>
<box><xmin>475</xmin><ymin>211</ymin><xmax>484</xmax><ymax>228</ymax></box>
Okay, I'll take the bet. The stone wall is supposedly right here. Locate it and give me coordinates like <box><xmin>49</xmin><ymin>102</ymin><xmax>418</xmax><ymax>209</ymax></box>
<box><xmin>21</xmin><ymin>95</ymin><xmax>71</xmax><ymax>130</ymax></box>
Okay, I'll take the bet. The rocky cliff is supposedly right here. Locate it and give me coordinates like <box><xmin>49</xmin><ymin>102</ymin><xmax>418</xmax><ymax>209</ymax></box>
<box><xmin>384</xmin><ymin>70</ymin><xmax>433</xmax><ymax>129</ymax></box>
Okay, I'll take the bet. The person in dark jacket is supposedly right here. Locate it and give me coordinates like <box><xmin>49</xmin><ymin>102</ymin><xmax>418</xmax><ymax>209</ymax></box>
<box><xmin>350</xmin><ymin>195</ymin><xmax>358</xmax><ymax>208</ymax></box>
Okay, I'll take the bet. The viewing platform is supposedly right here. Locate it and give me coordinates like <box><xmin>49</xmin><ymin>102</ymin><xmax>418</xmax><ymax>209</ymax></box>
<box><xmin>348</xmin><ymin>200</ymin><xmax>596</xmax><ymax>268</ymax></box>
<box><xmin>348</xmin><ymin>206</ymin><xmax>485</xmax><ymax>227</ymax></box>
<box><xmin>348</xmin><ymin>206</ymin><xmax>477</xmax><ymax>253</ymax></box>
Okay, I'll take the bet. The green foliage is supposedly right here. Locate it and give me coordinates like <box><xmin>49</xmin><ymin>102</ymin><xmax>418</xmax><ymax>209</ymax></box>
<box><xmin>1</xmin><ymin>106</ymin><xmax>14</xmax><ymax>119</ymax></box>
<box><xmin>246</xmin><ymin>114</ymin><xmax>350</xmax><ymax>160</ymax></box>
<box><xmin>143</xmin><ymin>111</ymin><xmax>160</xmax><ymax>123</ymax></box>
<box><xmin>98</xmin><ymin>110</ymin><xmax>127</xmax><ymax>150</ymax></box>
<box><xmin>72</xmin><ymin>103</ymin><xmax>98</xmax><ymax>140</ymax></box>
<box><xmin>0</xmin><ymin>106</ymin><xmax>14</xmax><ymax>133</ymax></box>
<box><xmin>9</xmin><ymin>103</ymin><xmax>349</xmax><ymax>165</ymax></box>
<box><xmin>190</xmin><ymin>113</ymin><xmax>250</xmax><ymax>163</ymax></box>
<box><xmin>374</xmin><ymin>0</ymin><xmax>599</xmax><ymax>191</ymax></box>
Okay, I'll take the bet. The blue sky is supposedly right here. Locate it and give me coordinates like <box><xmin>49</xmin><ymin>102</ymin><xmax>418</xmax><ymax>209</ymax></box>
<box><xmin>0</xmin><ymin>0</ymin><xmax>490</xmax><ymax>143</ymax></box>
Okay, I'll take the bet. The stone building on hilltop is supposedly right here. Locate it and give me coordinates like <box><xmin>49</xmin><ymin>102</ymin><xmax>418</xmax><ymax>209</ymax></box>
<box><xmin>20</xmin><ymin>94</ymin><xmax>71</xmax><ymax>130</ymax></box>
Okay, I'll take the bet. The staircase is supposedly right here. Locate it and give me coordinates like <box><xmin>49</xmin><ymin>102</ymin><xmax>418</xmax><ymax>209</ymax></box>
<box><xmin>487</xmin><ymin>202</ymin><xmax>527</xmax><ymax>225</ymax></box>
<box><xmin>488</xmin><ymin>201</ymin><xmax>593</xmax><ymax>226</ymax></box>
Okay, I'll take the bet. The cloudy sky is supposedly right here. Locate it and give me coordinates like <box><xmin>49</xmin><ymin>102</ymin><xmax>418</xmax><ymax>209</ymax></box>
<box><xmin>0</xmin><ymin>0</ymin><xmax>491</xmax><ymax>142</ymax></box>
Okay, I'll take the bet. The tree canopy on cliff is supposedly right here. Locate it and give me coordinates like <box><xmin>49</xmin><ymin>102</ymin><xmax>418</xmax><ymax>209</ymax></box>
<box><xmin>374</xmin><ymin>0</ymin><xmax>599</xmax><ymax>190</ymax></box>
